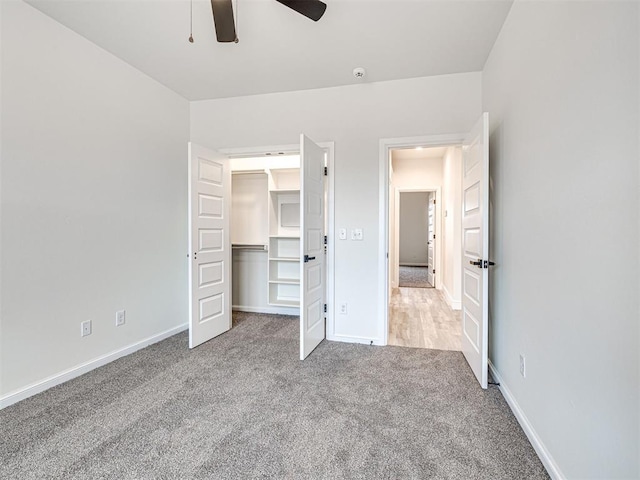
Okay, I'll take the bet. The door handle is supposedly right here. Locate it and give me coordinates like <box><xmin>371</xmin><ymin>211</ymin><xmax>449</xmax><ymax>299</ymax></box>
<box><xmin>470</xmin><ymin>259</ymin><xmax>496</xmax><ymax>269</ymax></box>
<box><xmin>304</xmin><ymin>255</ymin><xmax>316</xmax><ymax>263</ymax></box>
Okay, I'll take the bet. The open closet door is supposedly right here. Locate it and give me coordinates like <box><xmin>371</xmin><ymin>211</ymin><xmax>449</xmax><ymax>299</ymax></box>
<box><xmin>188</xmin><ymin>143</ymin><xmax>232</xmax><ymax>348</ymax></box>
<box><xmin>461</xmin><ymin>113</ymin><xmax>490</xmax><ymax>388</ymax></box>
<box><xmin>300</xmin><ymin>134</ymin><xmax>326</xmax><ymax>360</ymax></box>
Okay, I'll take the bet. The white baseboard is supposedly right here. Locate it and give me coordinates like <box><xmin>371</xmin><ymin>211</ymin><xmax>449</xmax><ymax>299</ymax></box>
<box><xmin>442</xmin><ymin>284</ymin><xmax>461</xmax><ymax>310</ymax></box>
<box><xmin>232</xmin><ymin>305</ymin><xmax>299</xmax><ymax>316</ymax></box>
<box><xmin>399</xmin><ymin>262</ymin><xmax>428</xmax><ymax>267</ymax></box>
<box><xmin>488</xmin><ymin>361</ymin><xmax>565</xmax><ymax>480</ymax></box>
<box><xmin>0</xmin><ymin>323</ymin><xmax>188</xmax><ymax>410</ymax></box>
<box><xmin>326</xmin><ymin>333</ymin><xmax>382</xmax><ymax>346</ymax></box>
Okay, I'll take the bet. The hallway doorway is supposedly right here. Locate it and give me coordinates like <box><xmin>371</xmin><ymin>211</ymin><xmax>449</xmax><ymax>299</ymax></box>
<box><xmin>387</xmin><ymin>145</ymin><xmax>462</xmax><ymax>351</ymax></box>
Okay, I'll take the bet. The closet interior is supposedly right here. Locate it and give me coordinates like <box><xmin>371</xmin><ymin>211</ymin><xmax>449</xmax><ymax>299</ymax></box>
<box><xmin>231</xmin><ymin>155</ymin><xmax>301</xmax><ymax>316</ymax></box>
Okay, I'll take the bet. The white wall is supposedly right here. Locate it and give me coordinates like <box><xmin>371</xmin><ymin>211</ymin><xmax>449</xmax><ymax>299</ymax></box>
<box><xmin>191</xmin><ymin>73</ymin><xmax>481</xmax><ymax>343</ymax></box>
<box><xmin>398</xmin><ymin>192</ymin><xmax>429</xmax><ymax>266</ymax></box>
<box><xmin>0</xmin><ymin>2</ymin><xmax>190</xmax><ymax>399</ymax></box>
<box><xmin>442</xmin><ymin>146</ymin><xmax>462</xmax><ymax>309</ymax></box>
<box><xmin>483</xmin><ymin>1</ymin><xmax>639</xmax><ymax>478</ymax></box>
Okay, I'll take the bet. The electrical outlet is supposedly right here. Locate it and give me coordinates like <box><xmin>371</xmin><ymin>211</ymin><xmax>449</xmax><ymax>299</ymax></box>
<box><xmin>340</xmin><ymin>303</ymin><xmax>348</xmax><ymax>315</ymax></box>
<box><xmin>81</xmin><ymin>320</ymin><xmax>92</xmax><ymax>337</ymax></box>
<box><xmin>116</xmin><ymin>310</ymin><xmax>126</xmax><ymax>327</ymax></box>
<box><xmin>519</xmin><ymin>354</ymin><xmax>526</xmax><ymax>378</ymax></box>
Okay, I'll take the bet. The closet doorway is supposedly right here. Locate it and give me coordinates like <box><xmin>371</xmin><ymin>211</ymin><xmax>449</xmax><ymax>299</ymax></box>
<box><xmin>187</xmin><ymin>137</ymin><xmax>334</xmax><ymax>360</ymax></box>
<box><xmin>387</xmin><ymin>146</ymin><xmax>462</xmax><ymax>351</ymax></box>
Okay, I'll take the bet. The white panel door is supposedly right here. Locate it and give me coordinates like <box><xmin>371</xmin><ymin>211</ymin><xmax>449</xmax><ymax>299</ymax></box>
<box><xmin>461</xmin><ymin>112</ymin><xmax>490</xmax><ymax>388</ymax></box>
<box><xmin>300</xmin><ymin>134</ymin><xmax>325</xmax><ymax>360</ymax></box>
<box><xmin>188</xmin><ymin>143</ymin><xmax>231</xmax><ymax>348</ymax></box>
<box><xmin>427</xmin><ymin>193</ymin><xmax>435</xmax><ymax>287</ymax></box>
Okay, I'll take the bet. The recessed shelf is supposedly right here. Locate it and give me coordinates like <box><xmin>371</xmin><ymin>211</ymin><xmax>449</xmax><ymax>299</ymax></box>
<box><xmin>268</xmin><ymin>168</ymin><xmax>301</xmax><ymax>308</ymax></box>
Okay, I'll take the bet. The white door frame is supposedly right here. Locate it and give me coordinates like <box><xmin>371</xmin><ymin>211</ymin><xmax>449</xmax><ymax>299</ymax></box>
<box><xmin>379</xmin><ymin>134</ymin><xmax>465</xmax><ymax>346</ymax></box>
<box><xmin>220</xmin><ymin>142</ymin><xmax>335</xmax><ymax>338</ymax></box>
<box><xmin>393</xmin><ymin>187</ymin><xmax>441</xmax><ymax>289</ymax></box>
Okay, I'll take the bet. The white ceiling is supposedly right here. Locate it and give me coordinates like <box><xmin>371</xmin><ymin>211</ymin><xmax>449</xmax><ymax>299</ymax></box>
<box><xmin>26</xmin><ymin>0</ymin><xmax>513</xmax><ymax>101</ymax></box>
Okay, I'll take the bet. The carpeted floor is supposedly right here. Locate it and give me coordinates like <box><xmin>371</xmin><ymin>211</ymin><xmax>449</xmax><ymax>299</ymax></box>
<box><xmin>0</xmin><ymin>312</ymin><xmax>548</xmax><ymax>479</ymax></box>
<box><xmin>399</xmin><ymin>265</ymin><xmax>433</xmax><ymax>288</ymax></box>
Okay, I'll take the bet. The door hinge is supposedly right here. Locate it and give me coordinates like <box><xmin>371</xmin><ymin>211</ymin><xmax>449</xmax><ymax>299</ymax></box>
<box><xmin>324</xmin><ymin>166</ymin><xmax>328</xmax><ymax>176</ymax></box>
<box><xmin>483</xmin><ymin>260</ymin><xmax>496</xmax><ymax>269</ymax></box>
<box><xmin>433</xmin><ymin>199</ymin><xmax>436</xmax><ymax>204</ymax></box>
<box><xmin>324</xmin><ymin>304</ymin><xmax>327</xmax><ymax>313</ymax></box>
<box><xmin>433</xmin><ymin>269</ymin><xmax>435</xmax><ymax>274</ymax></box>
<box><xmin>324</xmin><ymin>235</ymin><xmax>327</xmax><ymax>245</ymax></box>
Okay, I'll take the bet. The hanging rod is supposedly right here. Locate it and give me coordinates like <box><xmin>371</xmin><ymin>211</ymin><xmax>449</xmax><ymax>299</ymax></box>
<box><xmin>232</xmin><ymin>244</ymin><xmax>268</xmax><ymax>251</ymax></box>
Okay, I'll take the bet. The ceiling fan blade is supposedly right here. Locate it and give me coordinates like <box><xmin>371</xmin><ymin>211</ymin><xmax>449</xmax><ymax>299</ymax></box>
<box><xmin>211</xmin><ymin>0</ymin><xmax>237</xmax><ymax>42</ymax></box>
<box><xmin>275</xmin><ymin>0</ymin><xmax>327</xmax><ymax>22</ymax></box>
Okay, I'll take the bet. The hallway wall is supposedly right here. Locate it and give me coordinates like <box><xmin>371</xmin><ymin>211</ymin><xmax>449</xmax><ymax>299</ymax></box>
<box><xmin>399</xmin><ymin>192</ymin><xmax>429</xmax><ymax>266</ymax></box>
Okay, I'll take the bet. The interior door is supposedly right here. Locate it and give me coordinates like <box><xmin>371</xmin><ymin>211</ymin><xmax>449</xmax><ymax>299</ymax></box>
<box><xmin>188</xmin><ymin>143</ymin><xmax>232</xmax><ymax>348</ymax></box>
<box><xmin>427</xmin><ymin>193</ymin><xmax>435</xmax><ymax>287</ymax></box>
<box><xmin>461</xmin><ymin>112</ymin><xmax>490</xmax><ymax>388</ymax></box>
<box><xmin>300</xmin><ymin>134</ymin><xmax>325</xmax><ymax>360</ymax></box>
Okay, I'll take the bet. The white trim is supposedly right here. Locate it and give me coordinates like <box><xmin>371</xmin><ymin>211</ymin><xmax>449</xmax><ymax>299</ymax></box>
<box><xmin>325</xmin><ymin>143</ymin><xmax>336</xmax><ymax>342</ymax></box>
<box><xmin>442</xmin><ymin>284</ymin><xmax>461</xmax><ymax>310</ymax></box>
<box><xmin>220</xmin><ymin>143</ymin><xmax>300</xmax><ymax>158</ymax></box>
<box><xmin>232</xmin><ymin>305</ymin><xmax>299</xmax><ymax>316</ymax></box>
<box><xmin>379</xmin><ymin>134</ymin><xmax>465</xmax><ymax>345</ymax></box>
<box><xmin>0</xmin><ymin>323</ymin><xmax>188</xmax><ymax>410</ymax></box>
<box><xmin>488</xmin><ymin>361</ymin><xmax>565</xmax><ymax>480</ymax></box>
<box><xmin>327</xmin><ymin>333</ymin><xmax>383</xmax><ymax>346</ymax></box>
<box><xmin>222</xmin><ymin>140</ymin><xmax>336</xmax><ymax>345</ymax></box>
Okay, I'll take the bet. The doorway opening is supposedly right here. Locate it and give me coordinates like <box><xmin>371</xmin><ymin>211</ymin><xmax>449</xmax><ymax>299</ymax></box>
<box><xmin>187</xmin><ymin>138</ymin><xmax>335</xmax><ymax>360</ymax></box>
<box><xmin>397</xmin><ymin>190</ymin><xmax>436</xmax><ymax>289</ymax></box>
<box><xmin>386</xmin><ymin>145</ymin><xmax>463</xmax><ymax>351</ymax></box>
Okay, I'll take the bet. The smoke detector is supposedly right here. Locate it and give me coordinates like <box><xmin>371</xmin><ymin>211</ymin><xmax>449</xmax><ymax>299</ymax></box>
<box><xmin>353</xmin><ymin>67</ymin><xmax>366</xmax><ymax>79</ymax></box>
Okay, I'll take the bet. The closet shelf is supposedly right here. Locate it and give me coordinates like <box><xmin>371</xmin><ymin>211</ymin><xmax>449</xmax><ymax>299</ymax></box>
<box><xmin>268</xmin><ymin>278</ymin><xmax>300</xmax><ymax>285</ymax></box>
<box><xmin>269</xmin><ymin>189</ymin><xmax>299</xmax><ymax>194</ymax></box>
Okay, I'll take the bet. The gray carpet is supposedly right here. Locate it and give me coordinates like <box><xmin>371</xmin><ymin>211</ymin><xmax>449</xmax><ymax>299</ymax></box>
<box><xmin>399</xmin><ymin>265</ymin><xmax>433</xmax><ymax>288</ymax></box>
<box><xmin>0</xmin><ymin>312</ymin><xmax>548</xmax><ymax>479</ymax></box>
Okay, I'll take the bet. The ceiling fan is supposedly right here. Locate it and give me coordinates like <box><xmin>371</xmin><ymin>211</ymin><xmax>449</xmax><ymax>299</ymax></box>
<box><xmin>210</xmin><ymin>0</ymin><xmax>327</xmax><ymax>43</ymax></box>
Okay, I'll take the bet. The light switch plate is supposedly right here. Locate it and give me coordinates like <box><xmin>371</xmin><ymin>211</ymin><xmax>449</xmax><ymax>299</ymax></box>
<box><xmin>351</xmin><ymin>229</ymin><xmax>363</xmax><ymax>241</ymax></box>
<box><xmin>339</xmin><ymin>228</ymin><xmax>347</xmax><ymax>240</ymax></box>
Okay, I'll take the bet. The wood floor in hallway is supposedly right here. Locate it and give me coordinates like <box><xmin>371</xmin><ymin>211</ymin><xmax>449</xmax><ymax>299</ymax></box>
<box><xmin>388</xmin><ymin>287</ymin><xmax>462</xmax><ymax>350</ymax></box>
